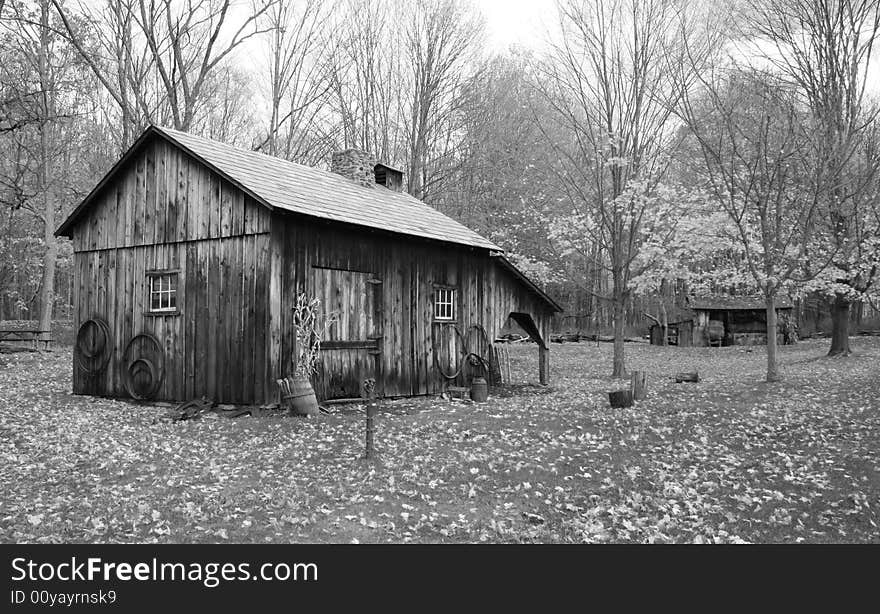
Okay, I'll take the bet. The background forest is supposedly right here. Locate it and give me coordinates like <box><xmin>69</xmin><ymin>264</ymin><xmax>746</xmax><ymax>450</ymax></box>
<box><xmin>2</xmin><ymin>0</ymin><xmax>880</xmax><ymax>379</ymax></box>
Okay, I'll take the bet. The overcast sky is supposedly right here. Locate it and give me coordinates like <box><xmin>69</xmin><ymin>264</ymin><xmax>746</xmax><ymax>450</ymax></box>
<box><xmin>477</xmin><ymin>0</ymin><xmax>556</xmax><ymax>52</ymax></box>
<box><xmin>474</xmin><ymin>0</ymin><xmax>880</xmax><ymax>97</ymax></box>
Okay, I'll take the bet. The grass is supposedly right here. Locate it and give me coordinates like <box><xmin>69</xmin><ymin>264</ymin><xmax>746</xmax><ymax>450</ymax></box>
<box><xmin>1</xmin><ymin>337</ymin><xmax>878</xmax><ymax>543</ymax></box>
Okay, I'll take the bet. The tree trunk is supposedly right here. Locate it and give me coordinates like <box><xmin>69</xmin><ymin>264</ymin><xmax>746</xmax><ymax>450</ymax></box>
<box><xmin>38</xmin><ymin>210</ymin><xmax>57</xmax><ymax>333</ymax></box>
<box><xmin>612</xmin><ymin>293</ymin><xmax>626</xmax><ymax>378</ymax></box>
<box><xmin>827</xmin><ymin>294</ymin><xmax>852</xmax><ymax>356</ymax></box>
<box><xmin>659</xmin><ymin>301</ymin><xmax>668</xmax><ymax>346</ymax></box>
<box><xmin>765</xmin><ymin>296</ymin><xmax>781</xmax><ymax>382</ymax></box>
<box><xmin>37</xmin><ymin>0</ymin><xmax>56</xmax><ymax>336</ymax></box>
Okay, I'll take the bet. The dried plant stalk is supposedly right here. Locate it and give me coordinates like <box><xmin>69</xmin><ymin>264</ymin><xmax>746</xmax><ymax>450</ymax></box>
<box><xmin>291</xmin><ymin>293</ymin><xmax>337</xmax><ymax>377</ymax></box>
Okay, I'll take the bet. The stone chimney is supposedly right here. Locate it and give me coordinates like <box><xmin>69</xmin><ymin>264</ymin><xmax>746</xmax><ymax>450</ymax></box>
<box><xmin>331</xmin><ymin>148</ymin><xmax>376</xmax><ymax>188</ymax></box>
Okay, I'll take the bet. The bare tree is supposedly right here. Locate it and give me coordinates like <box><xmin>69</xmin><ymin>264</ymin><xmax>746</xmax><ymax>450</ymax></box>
<box><xmin>328</xmin><ymin>0</ymin><xmax>405</xmax><ymax>163</ymax></box>
<box><xmin>256</xmin><ymin>0</ymin><xmax>335</xmax><ymax>163</ymax></box>
<box><xmin>134</xmin><ymin>0</ymin><xmax>276</xmax><ymax>130</ymax></box>
<box><xmin>401</xmin><ymin>0</ymin><xmax>483</xmax><ymax>199</ymax></box>
<box><xmin>198</xmin><ymin>63</ymin><xmax>260</xmax><ymax>146</ymax></box>
<box><xmin>53</xmin><ymin>0</ymin><xmax>277</xmax><ymax>136</ymax></box>
<box><xmin>0</xmin><ymin>1</ymin><xmax>60</xmax><ymax>332</ymax></box>
<box><xmin>51</xmin><ymin>0</ymin><xmax>154</xmax><ymax>148</ymax></box>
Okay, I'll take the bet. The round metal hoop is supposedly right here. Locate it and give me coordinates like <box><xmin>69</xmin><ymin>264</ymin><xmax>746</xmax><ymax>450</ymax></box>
<box><xmin>122</xmin><ymin>333</ymin><xmax>165</xmax><ymax>400</ymax></box>
<box><xmin>74</xmin><ymin>318</ymin><xmax>112</xmax><ymax>376</ymax></box>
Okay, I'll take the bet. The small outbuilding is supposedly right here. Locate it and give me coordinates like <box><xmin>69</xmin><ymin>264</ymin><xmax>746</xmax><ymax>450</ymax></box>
<box><xmin>56</xmin><ymin>126</ymin><xmax>562</xmax><ymax>405</ymax></box>
<box><xmin>647</xmin><ymin>296</ymin><xmax>795</xmax><ymax>347</ymax></box>
<box><xmin>647</xmin><ymin>306</ymin><xmax>696</xmax><ymax>346</ymax></box>
<box><xmin>687</xmin><ymin>295</ymin><xmax>794</xmax><ymax>346</ymax></box>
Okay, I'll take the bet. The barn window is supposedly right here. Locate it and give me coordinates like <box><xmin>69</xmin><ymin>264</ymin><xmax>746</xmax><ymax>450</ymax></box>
<box><xmin>433</xmin><ymin>287</ymin><xmax>456</xmax><ymax>321</ymax></box>
<box><xmin>146</xmin><ymin>271</ymin><xmax>178</xmax><ymax>314</ymax></box>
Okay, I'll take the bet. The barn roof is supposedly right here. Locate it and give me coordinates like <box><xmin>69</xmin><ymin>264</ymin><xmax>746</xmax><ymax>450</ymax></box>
<box><xmin>687</xmin><ymin>294</ymin><xmax>794</xmax><ymax>310</ymax></box>
<box><xmin>57</xmin><ymin>125</ymin><xmax>500</xmax><ymax>251</ymax></box>
<box><xmin>56</xmin><ymin>125</ymin><xmax>562</xmax><ymax>312</ymax></box>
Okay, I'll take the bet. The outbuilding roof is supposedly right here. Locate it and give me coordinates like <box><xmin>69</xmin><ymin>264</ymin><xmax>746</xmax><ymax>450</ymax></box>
<box><xmin>646</xmin><ymin>306</ymin><xmax>696</xmax><ymax>325</ymax></box>
<box><xmin>687</xmin><ymin>294</ymin><xmax>794</xmax><ymax>310</ymax></box>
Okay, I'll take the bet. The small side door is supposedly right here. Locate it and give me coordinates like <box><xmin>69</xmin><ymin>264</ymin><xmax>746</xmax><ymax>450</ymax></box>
<box><xmin>311</xmin><ymin>266</ymin><xmax>383</xmax><ymax>400</ymax></box>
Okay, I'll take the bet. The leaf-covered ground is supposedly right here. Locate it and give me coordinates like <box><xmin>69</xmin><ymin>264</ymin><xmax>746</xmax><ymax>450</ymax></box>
<box><xmin>1</xmin><ymin>338</ymin><xmax>878</xmax><ymax>543</ymax></box>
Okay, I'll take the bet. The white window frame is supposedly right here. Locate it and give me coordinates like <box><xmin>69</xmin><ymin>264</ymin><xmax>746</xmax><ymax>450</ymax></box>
<box><xmin>147</xmin><ymin>271</ymin><xmax>178</xmax><ymax>314</ymax></box>
<box><xmin>434</xmin><ymin>287</ymin><xmax>456</xmax><ymax>321</ymax></box>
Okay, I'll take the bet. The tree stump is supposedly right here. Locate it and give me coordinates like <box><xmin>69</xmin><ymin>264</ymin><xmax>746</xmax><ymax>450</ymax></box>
<box><xmin>608</xmin><ymin>389</ymin><xmax>633</xmax><ymax>408</ymax></box>
<box><xmin>630</xmin><ymin>370</ymin><xmax>647</xmax><ymax>400</ymax></box>
<box><xmin>675</xmin><ymin>371</ymin><xmax>700</xmax><ymax>383</ymax></box>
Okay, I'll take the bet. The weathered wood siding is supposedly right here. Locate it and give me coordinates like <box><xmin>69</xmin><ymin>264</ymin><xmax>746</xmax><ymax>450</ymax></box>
<box><xmin>70</xmin><ymin>136</ymin><xmax>273</xmax><ymax>403</ymax></box>
<box><xmin>68</xmin><ymin>135</ymin><xmax>553</xmax><ymax>405</ymax></box>
<box><xmin>272</xmin><ymin>214</ymin><xmax>552</xmax><ymax>399</ymax></box>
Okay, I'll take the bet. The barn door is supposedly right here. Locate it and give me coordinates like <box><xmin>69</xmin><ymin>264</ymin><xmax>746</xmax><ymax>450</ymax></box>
<box><xmin>311</xmin><ymin>267</ymin><xmax>383</xmax><ymax>400</ymax></box>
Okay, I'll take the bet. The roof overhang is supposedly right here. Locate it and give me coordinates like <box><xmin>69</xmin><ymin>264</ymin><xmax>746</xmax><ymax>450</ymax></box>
<box><xmin>491</xmin><ymin>253</ymin><xmax>564</xmax><ymax>313</ymax></box>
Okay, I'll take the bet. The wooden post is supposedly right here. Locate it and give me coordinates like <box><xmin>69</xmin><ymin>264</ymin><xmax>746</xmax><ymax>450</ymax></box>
<box><xmin>539</xmin><ymin>345</ymin><xmax>549</xmax><ymax>385</ymax></box>
<box><xmin>365</xmin><ymin>403</ymin><xmax>376</xmax><ymax>459</ymax></box>
<box><xmin>489</xmin><ymin>345</ymin><xmax>503</xmax><ymax>386</ymax></box>
<box><xmin>363</xmin><ymin>378</ymin><xmax>376</xmax><ymax>459</ymax></box>
<box><xmin>630</xmin><ymin>370</ymin><xmax>647</xmax><ymax>400</ymax></box>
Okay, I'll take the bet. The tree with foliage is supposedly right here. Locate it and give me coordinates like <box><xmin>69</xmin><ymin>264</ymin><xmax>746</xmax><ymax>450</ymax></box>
<box><xmin>742</xmin><ymin>0</ymin><xmax>880</xmax><ymax>356</ymax></box>
<box><xmin>534</xmin><ymin>0</ymin><xmax>716</xmax><ymax>377</ymax></box>
<box><xmin>677</xmin><ymin>68</ymin><xmax>826</xmax><ymax>381</ymax></box>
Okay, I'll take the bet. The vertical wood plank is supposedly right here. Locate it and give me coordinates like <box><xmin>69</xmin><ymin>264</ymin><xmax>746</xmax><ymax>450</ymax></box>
<box><xmin>253</xmin><ymin>233</ymin><xmax>269</xmax><ymax>404</ymax></box>
<box><xmin>194</xmin><ymin>241</ymin><xmax>209</xmax><ymax>399</ymax></box>
<box><xmin>219</xmin><ymin>178</ymin><xmax>232</xmax><ymax>238</ymax></box>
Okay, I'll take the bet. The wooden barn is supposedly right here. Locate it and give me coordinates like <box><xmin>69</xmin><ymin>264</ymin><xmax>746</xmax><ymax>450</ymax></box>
<box><xmin>56</xmin><ymin>126</ymin><xmax>561</xmax><ymax>405</ymax></box>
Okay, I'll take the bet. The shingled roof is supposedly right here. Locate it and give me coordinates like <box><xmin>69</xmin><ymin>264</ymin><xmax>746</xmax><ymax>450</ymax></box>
<box><xmin>57</xmin><ymin>125</ymin><xmax>499</xmax><ymax>252</ymax></box>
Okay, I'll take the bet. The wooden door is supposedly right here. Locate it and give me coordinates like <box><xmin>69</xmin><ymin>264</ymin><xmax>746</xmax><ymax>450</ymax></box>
<box><xmin>311</xmin><ymin>267</ymin><xmax>383</xmax><ymax>400</ymax></box>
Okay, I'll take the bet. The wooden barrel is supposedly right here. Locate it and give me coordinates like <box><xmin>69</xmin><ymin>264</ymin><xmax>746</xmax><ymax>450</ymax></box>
<box><xmin>285</xmin><ymin>376</ymin><xmax>319</xmax><ymax>416</ymax></box>
<box><xmin>707</xmin><ymin>320</ymin><xmax>724</xmax><ymax>345</ymax></box>
<box><xmin>470</xmin><ymin>377</ymin><xmax>489</xmax><ymax>403</ymax></box>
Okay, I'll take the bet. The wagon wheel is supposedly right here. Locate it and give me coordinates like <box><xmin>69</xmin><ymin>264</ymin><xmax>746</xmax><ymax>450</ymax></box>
<box><xmin>74</xmin><ymin>318</ymin><xmax>112</xmax><ymax>376</ymax></box>
<box><xmin>124</xmin><ymin>357</ymin><xmax>161</xmax><ymax>400</ymax></box>
<box><xmin>123</xmin><ymin>333</ymin><xmax>165</xmax><ymax>400</ymax></box>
